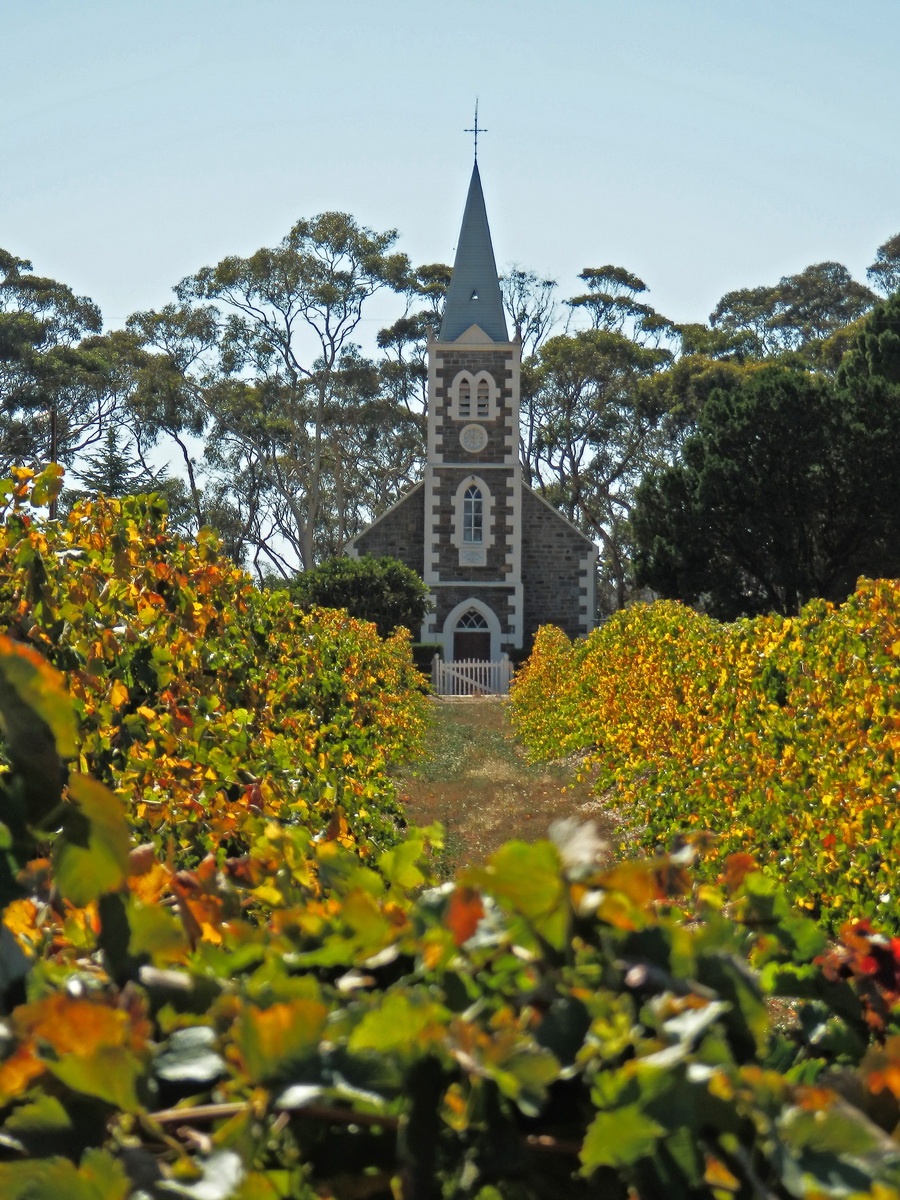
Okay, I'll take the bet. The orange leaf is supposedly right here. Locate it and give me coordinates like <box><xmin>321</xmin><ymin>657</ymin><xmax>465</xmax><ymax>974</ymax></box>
<box><xmin>446</xmin><ymin>887</ymin><xmax>484</xmax><ymax>946</ymax></box>
<box><xmin>13</xmin><ymin>993</ymin><xmax>149</xmax><ymax>1056</ymax></box>
<box><xmin>0</xmin><ymin>1044</ymin><xmax>45</xmax><ymax>1101</ymax></box>
<box><xmin>723</xmin><ymin>853</ymin><xmax>759</xmax><ymax>894</ymax></box>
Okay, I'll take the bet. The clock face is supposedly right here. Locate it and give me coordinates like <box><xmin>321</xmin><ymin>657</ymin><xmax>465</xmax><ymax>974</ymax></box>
<box><xmin>459</xmin><ymin>423</ymin><xmax>488</xmax><ymax>453</ymax></box>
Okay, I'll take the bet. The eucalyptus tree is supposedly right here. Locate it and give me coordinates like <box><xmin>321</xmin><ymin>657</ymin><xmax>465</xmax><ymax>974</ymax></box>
<box><xmin>123</xmin><ymin>305</ymin><xmax>219</xmax><ymax>529</ymax></box>
<box><xmin>501</xmin><ymin>266</ymin><xmax>558</xmax><ymax>357</ymax></box>
<box><xmin>376</xmin><ymin>262</ymin><xmax>449</xmax><ymax>421</ymax></box>
<box><xmin>710</xmin><ymin>262</ymin><xmax>875</xmax><ymax>358</ymax></box>
<box><xmin>130</xmin><ymin>213</ymin><xmax>413</xmax><ymax>574</ymax></box>
<box><xmin>867</xmin><ymin>232</ymin><xmax>900</xmax><ymax>298</ymax></box>
<box><xmin>0</xmin><ymin>249</ymin><xmax>107</xmax><ymax>481</ymax></box>
<box><xmin>566</xmin><ymin>265</ymin><xmax>677</xmax><ymax>347</ymax></box>
<box><xmin>526</xmin><ymin>328</ymin><xmax>673</xmax><ymax>611</ymax></box>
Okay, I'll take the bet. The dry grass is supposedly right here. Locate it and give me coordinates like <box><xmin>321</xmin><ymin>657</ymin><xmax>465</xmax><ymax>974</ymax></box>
<box><xmin>399</xmin><ymin>697</ymin><xmax>620</xmax><ymax>877</ymax></box>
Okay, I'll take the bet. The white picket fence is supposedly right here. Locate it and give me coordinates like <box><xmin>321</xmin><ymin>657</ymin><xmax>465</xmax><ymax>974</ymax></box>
<box><xmin>431</xmin><ymin>655</ymin><xmax>514</xmax><ymax>697</ymax></box>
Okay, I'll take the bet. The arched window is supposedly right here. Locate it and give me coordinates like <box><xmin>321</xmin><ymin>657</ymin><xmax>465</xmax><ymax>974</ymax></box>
<box><xmin>457</xmin><ymin>607</ymin><xmax>489</xmax><ymax>630</ymax></box>
<box><xmin>463</xmin><ymin>485</ymin><xmax>483</xmax><ymax>543</ymax></box>
<box><xmin>452</xmin><ymin>475</ymin><xmax>493</xmax><ymax>563</ymax></box>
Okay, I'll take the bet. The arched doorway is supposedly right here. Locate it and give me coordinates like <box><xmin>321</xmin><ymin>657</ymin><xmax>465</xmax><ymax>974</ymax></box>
<box><xmin>442</xmin><ymin>598</ymin><xmax>502</xmax><ymax>662</ymax></box>
<box><xmin>453</xmin><ymin>607</ymin><xmax>491</xmax><ymax>660</ymax></box>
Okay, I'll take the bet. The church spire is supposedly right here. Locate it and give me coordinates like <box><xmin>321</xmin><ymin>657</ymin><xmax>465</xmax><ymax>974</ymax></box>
<box><xmin>439</xmin><ymin>162</ymin><xmax>509</xmax><ymax>343</ymax></box>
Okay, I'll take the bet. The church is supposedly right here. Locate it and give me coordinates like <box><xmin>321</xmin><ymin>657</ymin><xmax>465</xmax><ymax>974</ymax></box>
<box><xmin>348</xmin><ymin>162</ymin><xmax>597</xmax><ymax>660</ymax></box>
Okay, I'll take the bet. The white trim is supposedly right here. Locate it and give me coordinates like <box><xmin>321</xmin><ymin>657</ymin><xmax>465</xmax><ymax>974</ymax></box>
<box><xmin>503</xmin><ymin>348</ymin><xmax>520</xmax><ymax>465</ymax></box>
<box><xmin>430</xmin><ymin>580</ymin><xmax>513</xmax><ymax>588</ymax></box>
<box><xmin>441</xmin><ymin>597</ymin><xmax>502</xmax><ymax>661</ymax></box>
<box><xmin>434</xmin><ymin>461</ymin><xmax>511</xmax><ymax>469</ymax></box>
<box><xmin>579</xmin><ymin>548</ymin><xmax>598</xmax><ymax>633</ymax></box>
<box><xmin>420</xmin><ymin>590</ymin><xmax>438</xmax><ymax>643</ymax></box>
<box><xmin>506</xmin><ymin>464</ymin><xmax>524</xmax><ymax>647</ymax></box>
<box><xmin>509</xmin><ymin>582</ymin><xmax>524</xmax><ymax>648</ymax></box>
<box><xmin>424</xmin><ymin>466</ymin><xmax>440</xmax><ymax>585</ymax></box>
<box><xmin>427</xmin><ymin>353</ymin><xmax>442</xmax><ymax>464</ymax></box>
<box><xmin>434</xmin><ymin>329</ymin><xmax>516</xmax><ymax>350</ymax></box>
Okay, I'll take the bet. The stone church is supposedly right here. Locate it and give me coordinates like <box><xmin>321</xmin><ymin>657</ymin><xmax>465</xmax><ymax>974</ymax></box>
<box><xmin>348</xmin><ymin>163</ymin><xmax>597</xmax><ymax>660</ymax></box>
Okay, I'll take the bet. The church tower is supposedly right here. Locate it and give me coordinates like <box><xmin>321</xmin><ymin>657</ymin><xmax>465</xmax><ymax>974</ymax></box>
<box><xmin>347</xmin><ymin>162</ymin><xmax>597</xmax><ymax>663</ymax></box>
<box><xmin>420</xmin><ymin>163</ymin><xmax>523</xmax><ymax>660</ymax></box>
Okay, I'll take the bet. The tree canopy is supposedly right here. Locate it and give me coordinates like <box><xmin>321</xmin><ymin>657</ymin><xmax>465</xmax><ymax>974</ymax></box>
<box><xmin>632</xmin><ymin>297</ymin><xmax>900</xmax><ymax>618</ymax></box>
<box><xmin>2</xmin><ymin>217</ymin><xmax>899</xmax><ymax>609</ymax></box>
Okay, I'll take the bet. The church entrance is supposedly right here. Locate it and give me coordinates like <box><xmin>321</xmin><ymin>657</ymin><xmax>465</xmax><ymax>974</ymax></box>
<box><xmin>453</xmin><ymin>607</ymin><xmax>491</xmax><ymax>660</ymax></box>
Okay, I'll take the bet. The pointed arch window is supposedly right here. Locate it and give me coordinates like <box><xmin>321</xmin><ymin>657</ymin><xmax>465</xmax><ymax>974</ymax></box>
<box><xmin>476</xmin><ymin>378</ymin><xmax>491</xmax><ymax>417</ymax></box>
<box><xmin>463</xmin><ymin>485</ymin><xmax>483</xmax><ymax>544</ymax></box>
<box><xmin>452</xmin><ymin>474</ymin><xmax>493</xmax><ymax>564</ymax></box>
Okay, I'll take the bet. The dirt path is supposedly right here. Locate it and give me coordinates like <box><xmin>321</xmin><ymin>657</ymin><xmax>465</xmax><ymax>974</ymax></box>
<box><xmin>398</xmin><ymin>697</ymin><xmax>619</xmax><ymax>877</ymax></box>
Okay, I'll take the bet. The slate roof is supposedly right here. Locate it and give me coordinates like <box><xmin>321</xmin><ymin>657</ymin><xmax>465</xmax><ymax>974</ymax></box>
<box><xmin>439</xmin><ymin>163</ymin><xmax>509</xmax><ymax>344</ymax></box>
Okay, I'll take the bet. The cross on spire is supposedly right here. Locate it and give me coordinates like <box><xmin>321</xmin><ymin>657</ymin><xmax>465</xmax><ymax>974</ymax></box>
<box><xmin>464</xmin><ymin>100</ymin><xmax>487</xmax><ymax>162</ymax></box>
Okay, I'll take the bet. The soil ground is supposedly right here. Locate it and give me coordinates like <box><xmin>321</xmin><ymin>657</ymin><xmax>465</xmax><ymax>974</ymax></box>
<box><xmin>398</xmin><ymin>696</ymin><xmax>620</xmax><ymax>877</ymax></box>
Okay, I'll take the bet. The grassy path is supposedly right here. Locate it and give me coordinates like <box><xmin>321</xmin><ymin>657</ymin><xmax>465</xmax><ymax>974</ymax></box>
<box><xmin>398</xmin><ymin>697</ymin><xmax>618</xmax><ymax>876</ymax></box>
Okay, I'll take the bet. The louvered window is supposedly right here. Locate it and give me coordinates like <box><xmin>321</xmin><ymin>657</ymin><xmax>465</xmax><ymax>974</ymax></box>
<box><xmin>476</xmin><ymin>379</ymin><xmax>490</xmax><ymax>417</ymax></box>
<box><xmin>457</xmin><ymin>378</ymin><xmax>472</xmax><ymax>417</ymax></box>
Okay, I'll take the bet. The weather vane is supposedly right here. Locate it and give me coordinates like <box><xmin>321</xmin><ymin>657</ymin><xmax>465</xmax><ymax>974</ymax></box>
<box><xmin>464</xmin><ymin>100</ymin><xmax>487</xmax><ymax>162</ymax></box>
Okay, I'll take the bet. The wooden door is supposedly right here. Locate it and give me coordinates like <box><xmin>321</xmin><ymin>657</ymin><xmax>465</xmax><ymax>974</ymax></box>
<box><xmin>453</xmin><ymin>631</ymin><xmax>491</xmax><ymax>660</ymax></box>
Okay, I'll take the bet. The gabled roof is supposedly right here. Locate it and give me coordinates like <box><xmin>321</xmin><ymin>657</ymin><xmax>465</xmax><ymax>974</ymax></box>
<box><xmin>439</xmin><ymin>163</ymin><xmax>509</xmax><ymax>344</ymax></box>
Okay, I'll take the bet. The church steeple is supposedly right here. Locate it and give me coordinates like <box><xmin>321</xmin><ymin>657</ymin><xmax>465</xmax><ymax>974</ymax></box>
<box><xmin>439</xmin><ymin>163</ymin><xmax>509</xmax><ymax>343</ymax></box>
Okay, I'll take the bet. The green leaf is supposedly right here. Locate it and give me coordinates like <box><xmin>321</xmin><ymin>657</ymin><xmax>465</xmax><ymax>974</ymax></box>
<box><xmin>3</xmin><ymin>1093</ymin><xmax>72</xmax><ymax>1135</ymax></box>
<box><xmin>348</xmin><ymin>991</ymin><xmax>446</xmax><ymax>1056</ymax></box>
<box><xmin>581</xmin><ymin>1104</ymin><xmax>666</xmax><ymax>1173</ymax></box>
<box><xmin>490</xmin><ymin>1046</ymin><xmax>560</xmax><ymax>1117</ymax></box>
<box><xmin>379</xmin><ymin>836</ymin><xmax>427</xmax><ymax>891</ymax></box>
<box><xmin>467</xmin><ymin>840</ymin><xmax>568</xmax><ymax>950</ymax></box>
<box><xmin>0</xmin><ymin>635</ymin><xmax>76</xmax><ymax>759</ymax></box>
<box><xmin>54</xmin><ymin>774</ymin><xmax>132</xmax><ymax>906</ymax></box>
<box><xmin>48</xmin><ymin>1045</ymin><xmax>144</xmax><ymax>1113</ymax></box>
<box><xmin>127</xmin><ymin>896</ymin><xmax>190</xmax><ymax>963</ymax></box>
<box><xmin>0</xmin><ymin>1148</ymin><xmax>130</xmax><ymax>1199</ymax></box>
<box><xmin>30</xmin><ymin>463</ymin><xmax>65</xmax><ymax>509</ymax></box>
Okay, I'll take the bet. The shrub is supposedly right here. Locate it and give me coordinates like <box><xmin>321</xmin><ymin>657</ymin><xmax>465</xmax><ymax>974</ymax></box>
<box><xmin>289</xmin><ymin>554</ymin><xmax>431</xmax><ymax>639</ymax></box>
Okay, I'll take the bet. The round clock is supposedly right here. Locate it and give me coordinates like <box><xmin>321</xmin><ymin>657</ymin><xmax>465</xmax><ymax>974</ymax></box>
<box><xmin>459</xmin><ymin>423</ymin><xmax>488</xmax><ymax>453</ymax></box>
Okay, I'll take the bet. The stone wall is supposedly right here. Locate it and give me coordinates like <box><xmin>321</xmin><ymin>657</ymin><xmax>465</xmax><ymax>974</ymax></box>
<box><xmin>521</xmin><ymin>486</ymin><xmax>596</xmax><ymax>645</ymax></box>
<box><xmin>349</xmin><ymin>483</ymin><xmax>424</xmax><ymax>574</ymax></box>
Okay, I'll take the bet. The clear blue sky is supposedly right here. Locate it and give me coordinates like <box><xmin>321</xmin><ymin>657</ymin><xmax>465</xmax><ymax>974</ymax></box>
<box><xmin>3</xmin><ymin>0</ymin><xmax>898</xmax><ymax>338</ymax></box>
